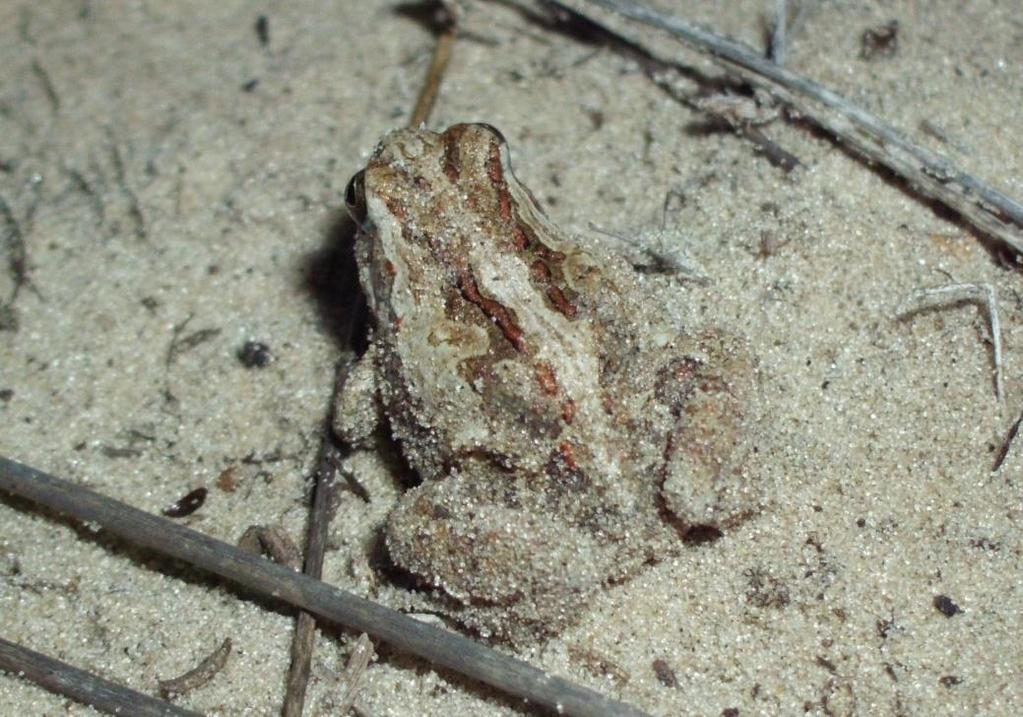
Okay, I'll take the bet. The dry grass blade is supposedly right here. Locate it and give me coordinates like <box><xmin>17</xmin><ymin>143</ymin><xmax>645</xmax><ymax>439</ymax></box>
<box><xmin>769</xmin><ymin>0</ymin><xmax>788</xmax><ymax>65</ymax></box>
<box><xmin>158</xmin><ymin>637</ymin><xmax>232</xmax><ymax>698</ymax></box>
<box><xmin>896</xmin><ymin>282</ymin><xmax>1004</xmax><ymax>402</ymax></box>
<box><xmin>335</xmin><ymin>633</ymin><xmax>375</xmax><ymax>714</ymax></box>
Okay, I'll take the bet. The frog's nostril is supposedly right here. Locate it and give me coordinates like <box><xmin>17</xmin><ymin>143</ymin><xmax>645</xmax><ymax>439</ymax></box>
<box><xmin>345</xmin><ymin>170</ymin><xmax>367</xmax><ymax>223</ymax></box>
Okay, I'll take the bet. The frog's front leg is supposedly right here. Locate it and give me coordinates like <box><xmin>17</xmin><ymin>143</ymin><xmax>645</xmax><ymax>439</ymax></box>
<box><xmin>658</xmin><ymin>329</ymin><xmax>759</xmax><ymax>532</ymax></box>
<box><xmin>332</xmin><ymin>340</ymin><xmax>384</xmax><ymax>448</ymax></box>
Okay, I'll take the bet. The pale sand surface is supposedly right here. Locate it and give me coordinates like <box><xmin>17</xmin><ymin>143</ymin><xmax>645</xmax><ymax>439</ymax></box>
<box><xmin>1</xmin><ymin>2</ymin><xmax>1021</xmax><ymax>715</ymax></box>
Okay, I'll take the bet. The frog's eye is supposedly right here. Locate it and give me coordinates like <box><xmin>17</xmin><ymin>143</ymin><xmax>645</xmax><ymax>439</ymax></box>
<box><xmin>345</xmin><ymin>170</ymin><xmax>367</xmax><ymax>224</ymax></box>
<box><xmin>475</xmin><ymin>123</ymin><xmax>507</xmax><ymax>145</ymax></box>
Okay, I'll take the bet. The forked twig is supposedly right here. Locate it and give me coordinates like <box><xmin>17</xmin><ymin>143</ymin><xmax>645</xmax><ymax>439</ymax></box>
<box><xmin>896</xmin><ymin>282</ymin><xmax>1004</xmax><ymax>402</ymax></box>
<box><xmin>0</xmin><ymin>456</ymin><xmax>653</xmax><ymax>717</ymax></box>
<box><xmin>582</xmin><ymin>0</ymin><xmax>1023</xmax><ymax>255</ymax></box>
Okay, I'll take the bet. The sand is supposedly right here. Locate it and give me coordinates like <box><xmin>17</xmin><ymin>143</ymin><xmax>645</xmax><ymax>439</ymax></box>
<box><xmin>1</xmin><ymin>1</ymin><xmax>1021</xmax><ymax>715</ymax></box>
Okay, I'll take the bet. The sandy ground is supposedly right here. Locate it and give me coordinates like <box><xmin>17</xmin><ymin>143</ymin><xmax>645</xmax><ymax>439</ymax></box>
<box><xmin>1</xmin><ymin>1</ymin><xmax>1021</xmax><ymax>715</ymax></box>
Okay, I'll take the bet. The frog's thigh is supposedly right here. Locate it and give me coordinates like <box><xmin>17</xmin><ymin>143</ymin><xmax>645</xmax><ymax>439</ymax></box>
<box><xmin>332</xmin><ymin>342</ymin><xmax>382</xmax><ymax>447</ymax></box>
<box><xmin>385</xmin><ymin>471</ymin><xmax>611</xmax><ymax>609</ymax></box>
<box><xmin>661</xmin><ymin>333</ymin><xmax>756</xmax><ymax>528</ymax></box>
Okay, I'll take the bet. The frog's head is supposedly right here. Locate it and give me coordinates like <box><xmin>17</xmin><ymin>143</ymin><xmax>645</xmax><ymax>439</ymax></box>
<box><xmin>344</xmin><ymin>123</ymin><xmax>519</xmax><ymax>233</ymax></box>
<box><xmin>342</xmin><ymin>124</ymin><xmax>522</xmax><ymax>314</ymax></box>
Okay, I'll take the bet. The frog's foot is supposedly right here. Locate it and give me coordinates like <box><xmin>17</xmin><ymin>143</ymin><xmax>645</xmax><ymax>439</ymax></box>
<box><xmin>332</xmin><ymin>341</ymin><xmax>383</xmax><ymax>447</ymax></box>
<box><xmin>658</xmin><ymin>329</ymin><xmax>760</xmax><ymax>534</ymax></box>
<box><xmin>384</xmin><ymin>471</ymin><xmax>613</xmax><ymax>643</ymax></box>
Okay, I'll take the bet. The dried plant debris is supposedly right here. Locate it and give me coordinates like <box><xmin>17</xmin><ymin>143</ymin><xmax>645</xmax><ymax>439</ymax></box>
<box><xmin>568</xmin><ymin>645</ymin><xmax>631</xmax><ymax>687</ymax></box>
<box><xmin>651</xmin><ymin>658</ymin><xmax>678</xmax><ymax>688</ymax></box>
<box><xmin>237</xmin><ymin>340</ymin><xmax>273</xmax><ymax>368</ymax></box>
<box><xmin>693</xmin><ymin>93</ymin><xmax>779</xmax><ymax>129</ymax></box>
<box><xmin>0</xmin><ymin>457</ymin><xmax>652</xmax><ymax>717</ymax></box>
<box><xmin>255</xmin><ymin>15</ymin><xmax>269</xmax><ymax>47</ymax></box>
<box><xmin>991</xmin><ymin>408</ymin><xmax>1023</xmax><ymax>472</ymax></box>
<box><xmin>158</xmin><ymin>637</ymin><xmax>232</xmax><ymax>698</ymax></box>
<box><xmin>162</xmin><ymin>487</ymin><xmax>208</xmax><ymax>518</ymax></box>
<box><xmin>334</xmin><ymin>633</ymin><xmax>375</xmax><ymax>715</ymax></box>
<box><xmin>237</xmin><ymin>524</ymin><xmax>301</xmax><ymax>570</ymax></box>
<box><xmin>933</xmin><ymin>594</ymin><xmax>963</xmax><ymax>617</ymax></box>
<box><xmin>581</xmin><ymin>0</ymin><xmax>1023</xmax><ymax>255</ymax></box>
<box><xmin>216</xmin><ymin>465</ymin><xmax>239</xmax><ymax>492</ymax></box>
<box><xmin>896</xmin><ymin>282</ymin><xmax>1003</xmax><ymax>402</ymax></box>
<box><xmin>860</xmin><ymin>20</ymin><xmax>899</xmax><ymax>61</ymax></box>
<box><xmin>166</xmin><ymin>315</ymin><xmax>222</xmax><ymax>366</ymax></box>
<box><xmin>0</xmin><ymin>194</ymin><xmax>30</xmax><ymax>303</ymax></box>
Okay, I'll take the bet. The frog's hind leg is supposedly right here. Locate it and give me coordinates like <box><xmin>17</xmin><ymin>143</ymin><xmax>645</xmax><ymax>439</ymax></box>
<box><xmin>384</xmin><ymin>469</ymin><xmax>614</xmax><ymax>643</ymax></box>
<box><xmin>659</xmin><ymin>329</ymin><xmax>760</xmax><ymax>533</ymax></box>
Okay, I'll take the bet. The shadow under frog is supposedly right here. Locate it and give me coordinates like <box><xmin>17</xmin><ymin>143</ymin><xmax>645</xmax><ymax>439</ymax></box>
<box><xmin>335</xmin><ymin>123</ymin><xmax>759</xmax><ymax>644</ymax></box>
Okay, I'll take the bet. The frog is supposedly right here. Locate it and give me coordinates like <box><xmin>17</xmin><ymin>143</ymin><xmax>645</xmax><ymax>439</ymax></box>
<box><xmin>335</xmin><ymin>123</ymin><xmax>758</xmax><ymax>644</ymax></box>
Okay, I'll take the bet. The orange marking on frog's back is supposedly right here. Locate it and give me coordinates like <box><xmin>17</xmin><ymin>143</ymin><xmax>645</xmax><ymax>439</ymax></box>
<box><xmin>457</xmin><ymin>268</ymin><xmax>527</xmax><ymax>353</ymax></box>
<box><xmin>535</xmin><ymin>362</ymin><xmax>560</xmax><ymax>395</ymax></box>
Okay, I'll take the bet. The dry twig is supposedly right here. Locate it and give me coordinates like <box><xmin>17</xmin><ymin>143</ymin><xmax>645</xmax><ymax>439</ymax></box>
<box><xmin>992</xmin><ymin>407</ymin><xmax>1023</xmax><ymax>472</ymax></box>
<box><xmin>542</xmin><ymin>0</ymin><xmax>800</xmax><ymax>171</ymax></box>
<box><xmin>582</xmin><ymin>0</ymin><xmax>1023</xmax><ymax>255</ymax></box>
<box><xmin>0</xmin><ymin>636</ymin><xmax>200</xmax><ymax>717</ymax></box>
<box><xmin>282</xmin><ymin>439</ymin><xmax>342</xmax><ymax>717</ymax></box>
<box><xmin>408</xmin><ymin>2</ymin><xmax>459</xmax><ymax>126</ymax></box>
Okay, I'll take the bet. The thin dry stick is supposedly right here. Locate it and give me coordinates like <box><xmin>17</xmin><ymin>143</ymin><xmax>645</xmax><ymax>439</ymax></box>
<box><xmin>0</xmin><ymin>456</ymin><xmax>653</xmax><ymax>717</ymax></box>
<box><xmin>583</xmin><ymin>0</ymin><xmax>1023</xmax><ymax>255</ymax></box>
<box><xmin>408</xmin><ymin>3</ymin><xmax>458</xmax><ymax>127</ymax></box>
<box><xmin>282</xmin><ymin>440</ymin><xmax>342</xmax><ymax>717</ymax></box>
<box><xmin>992</xmin><ymin>407</ymin><xmax>1023</xmax><ymax>472</ymax></box>
<box><xmin>896</xmin><ymin>282</ymin><xmax>1004</xmax><ymax>402</ymax></box>
<box><xmin>0</xmin><ymin>636</ymin><xmax>201</xmax><ymax>717</ymax></box>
